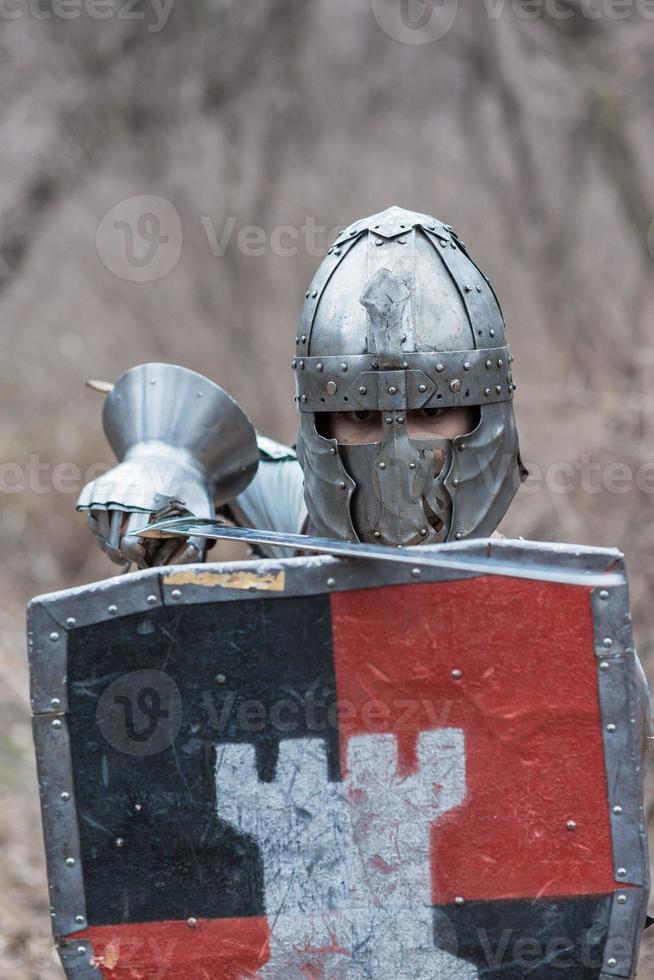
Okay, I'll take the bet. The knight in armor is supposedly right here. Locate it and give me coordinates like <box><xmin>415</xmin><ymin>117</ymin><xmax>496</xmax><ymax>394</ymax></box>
<box><xmin>78</xmin><ymin>205</ymin><xmax>528</xmax><ymax>563</ymax></box>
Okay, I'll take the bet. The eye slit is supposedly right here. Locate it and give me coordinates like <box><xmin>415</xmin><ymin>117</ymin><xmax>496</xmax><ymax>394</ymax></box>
<box><xmin>352</xmin><ymin>410</ymin><xmax>373</xmax><ymax>422</ymax></box>
<box><xmin>421</xmin><ymin>407</ymin><xmax>445</xmax><ymax>418</ymax></box>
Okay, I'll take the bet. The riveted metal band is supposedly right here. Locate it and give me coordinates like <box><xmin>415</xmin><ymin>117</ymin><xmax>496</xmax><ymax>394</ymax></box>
<box><xmin>593</xmin><ymin>580</ymin><xmax>649</xmax><ymax>892</ymax></box>
<box><xmin>592</xmin><ymin>581</ymin><xmax>633</xmax><ymax>659</ymax></box>
<box><xmin>293</xmin><ymin>347</ymin><xmax>514</xmax><ymax>411</ymax></box>
<box><xmin>32</xmin><ymin>712</ymin><xmax>88</xmax><ymax>938</ymax></box>
<box><xmin>331</xmin><ymin>209</ymin><xmax>454</xmax><ymax>247</ymax></box>
<box><xmin>297</xmin><ymin>232</ymin><xmax>362</xmax><ymax>354</ymax></box>
<box><xmin>598</xmin><ymin>655</ymin><xmax>648</xmax><ymax>885</ymax></box>
<box><xmin>28</xmin><ymin>576</ymin><xmax>166</xmax><ymax>948</ymax></box>
<box><xmin>58</xmin><ymin>941</ymin><xmax>101</xmax><ymax>979</ymax></box>
<box><xmin>29</xmin><ymin>603</ymin><xmax>71</xmax><ymax>715</ymax></box>
<box><xmin>600</xmin><ymin>886</ymin><xmax>648</xmax><ymax>978</ymax></box>
<box><xmin>423</xmin><ymin>227</ymin><xmax>507</xmax><ymax>349</ymax></box>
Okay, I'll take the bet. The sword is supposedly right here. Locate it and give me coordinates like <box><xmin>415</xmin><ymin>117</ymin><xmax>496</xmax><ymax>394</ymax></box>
<box><xmin>135</xmin><ymin>516</ymin><xmax>622</xmax><ymax>587</ymax></box>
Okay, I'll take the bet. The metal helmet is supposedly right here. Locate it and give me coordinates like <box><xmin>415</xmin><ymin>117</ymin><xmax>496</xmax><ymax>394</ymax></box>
<box><xmin>293</xmin><ymin>205</ymin><xmax>527</xmax><ymax>546</ymax></box>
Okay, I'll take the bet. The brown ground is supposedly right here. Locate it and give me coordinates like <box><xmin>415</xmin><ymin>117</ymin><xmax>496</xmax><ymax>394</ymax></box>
<box><xmin>1</xmin><ymin>1</ymin><xmax>653</xmax><ymax>975</ymax></box>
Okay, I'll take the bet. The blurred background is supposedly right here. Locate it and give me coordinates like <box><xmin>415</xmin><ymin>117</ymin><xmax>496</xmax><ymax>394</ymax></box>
<box><xmin>1</xmin><ymin>0</ymin><xmax>653</xmax><ymax>975</ymax></box>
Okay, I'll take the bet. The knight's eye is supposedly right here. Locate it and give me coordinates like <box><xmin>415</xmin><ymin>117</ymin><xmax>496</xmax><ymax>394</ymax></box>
<box><xmin>421</xmin><ymin>407</ymin><xmax>445</xmax><ymax>418</ymax></box>
<box><xmin>350</xmin><ymin>410</ymin><xmax>374</xmax><ymax>423</ymax></box>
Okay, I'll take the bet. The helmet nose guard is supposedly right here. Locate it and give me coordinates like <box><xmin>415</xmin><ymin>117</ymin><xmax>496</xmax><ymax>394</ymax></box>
<box><xmin>293</xmin><ymin>205</ymin><xmax>526</xmax><ymax>546</ymax></box>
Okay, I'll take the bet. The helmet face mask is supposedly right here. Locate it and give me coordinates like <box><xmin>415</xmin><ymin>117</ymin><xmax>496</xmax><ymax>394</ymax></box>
<box><xmin>340</xmin><ymin>433</ymin><xmax>453</xmax><ymax>546</ymax></box>
<box><xmin>293</xmin><ymin>205</ymin><xmax>527</xmax><ymax>546</ymax></box>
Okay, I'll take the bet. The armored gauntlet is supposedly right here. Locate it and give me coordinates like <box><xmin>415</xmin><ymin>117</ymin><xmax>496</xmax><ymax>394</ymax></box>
<box><xmin>77</xmin><ymin>363</ymin><xmax>259</xmax><ymax>567</ymax></box>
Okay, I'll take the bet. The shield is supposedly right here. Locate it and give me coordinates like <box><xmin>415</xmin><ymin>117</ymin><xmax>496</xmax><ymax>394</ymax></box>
<box><xmin>28</xmin><ymin>539</ymin><xmax>650</xmax><ymax>979</ymax></box>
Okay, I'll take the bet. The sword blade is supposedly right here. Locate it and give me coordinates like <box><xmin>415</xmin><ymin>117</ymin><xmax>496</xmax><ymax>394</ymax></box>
<box><xmin>134</xmin><ymin>517</ymin><xmax>622</xmax><ymax>587</ymax></box>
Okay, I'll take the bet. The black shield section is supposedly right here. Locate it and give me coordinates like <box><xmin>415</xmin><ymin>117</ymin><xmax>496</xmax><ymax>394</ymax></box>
<box><xmin>434</xmin><ymin>895</ymin><xmax>613</xmax><ymax>978</ymax></box>
<box><xmin>66</xmin><ymin>595</ymin><xmax>337</xmax><ymax>925</ymax></box>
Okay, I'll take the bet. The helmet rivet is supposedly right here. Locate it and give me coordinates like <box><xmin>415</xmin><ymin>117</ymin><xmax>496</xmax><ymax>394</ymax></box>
<box><xmin>495</xmin><ymin>385</ymin><xmax>502</xmax><ymax>394</ymax></box>
<box><xmin>385</xmin><ymin>417</ymin><xmax>393</xmax><ymax>424</ymax></box>
<box><xmin>295</xmin><ymin>336</ymin><xmax>300</xmax><ymax>344</ymax></box>
<box><xmin>512</xmin><ymin>383</ymin><xmax>517</xmax><ymax>391</ymax></box>
<box><xmin>464</xmin><ymin>284</ymin><xmax>472</xmax><ymax>293</ymax></box>
<box><xmin>374</xmin><ymin>530</ymin><xmax>381</xmax><ymax>538</ymax></box>
<box><xmin>300</xmin><ymin>335</ymin><xmax>307</xmax><ymax>343</ymax></box>
<box><xmin>455</xmin><ymin>532</ymin><xmax>463</xmax><ymax>540</ymax></box>
<box><xmin>452</xmin><ymin>478</ymin><xmax>460</xmax><ymax>487</ymax></box>
<box><xmin>304</xmin><ymin>293</ymin><xmax>310</xmax><ymax>299</ymax></box>
<box><xmin>333</xmin><ymin>248</ymin><xmax>341</xmax><ymax>256</ymax></box>
<box><xmin>397</xmin><ymin>416</ymin><xmax>405</xmax><ymax>424</ymax></box>
<box><xmin>463</xmin><ymin>361</ymin><xmax>471</xmax><ymax>371</ymax></box>
<box><xmin>326</xmin><ymin>381</ymin><xmax>337</xmax><ymax>395</ymax></box>
<box><xmin>485</xmin><ymin>388</ymin><xmax>491</xmax><ymax>396</ymax></box>
<box><xmin>459</xmin><ymin>443</ymin><xmax>466</xmax><ymax>451</ymax></box>
<box><xmin>418</xmin><ymin>384</ymin><xmax>427</xmax><ymax>393</ymax></box>
<box><xmin>316</xmin><ymin>362</ymin><xmax>323</xmax><ymax>372</ymax></box>
<box><xmin>291</xmin><ymin>360</ymin><xmax>297</xmax><ymax>369</ymax></box>
<box><xmin>486</xmin><ymin>360</ymin><xmax>492</xmax><ymax>369</ymax></box>
<box><xmin>301</xmin><ymin>394</ymin><xmax>307</xmax><ymax>403</ymax></box>
<box><xmin>341</xmin><ymin>363</ymin><xmax>348</xmax><ymax>372</ymax></box>
<box><xmin>339</xmin><ymin>481</ymin><xmax>347</xmax><ymax>490</ymax></box>
<box><xmin>497</xmin><ymin>358</ymin><xmax>503</xmax><ymax>367</ymax></box>
<box><xmin>299</xmin><ymin>360</ymin><xmax>304</xmax><ymax>369</ymax></box>
<box><xmin>409</xmin><ymin>462</ymin><xmax>416</xmax><ymax>469</ymax></box>
<box><xmin>420</xmin><ymin>528</ymin><xmax>428</xmax><ymax>537</ymax></box>
<box><xmin>311</xmin><ymin>291</ymin><xmax>318</xmax><ymax>299</ymax></box>
<box><xmin>329</xmin><ymin>447</ymin><xmax>337</xmax><ymax>455</ymax></box>
<box><xmin>388</xmin><ymin>385</ymin><xmax>398</xmax><ymax>395</ymax></box>
<box><xmin>436</xmin><ymin>363</ymin><xmax>445</xmax><ymax>373</ymax></box>
<box><xmin>379</xmin><ymin>462</ymin><xmax>386</xmax><ymax>470</ymax></box>
<box><xmin>489</xmin><ymin>329</ymin><xmax>495</xmax><ymax>337</ymax></box>
<box><xmin>440</xmin><ymin>241</ymin><xmax>447</xmax><ymax>248</ymax></box>
<box><xmin>476</xmin><ymin>284</ymin><xmax>482</xmax><ymax>292</ymax></box>
<box><xmin>359</xmin><ymin>386</ymin><xmax>367</xmax><ymax>395</ymax></box>
<box><xmin>449</xmin><ymin>379</ymin><xmax>461</xmax><ymax>393</ymax></box>
<box><xmin>375</xmin><ymin>239</ymin><xmax>384</xmax><ymax>246</ymax></box>
<box><xmin>397</xmin><ymin>238</ymin><xmax>407</xmax><ymax>245</ymax></box>
<box><xmin>328</xmin><ymin>247</ymin><xmax>333</xmax><ymax>254</ymax></box>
